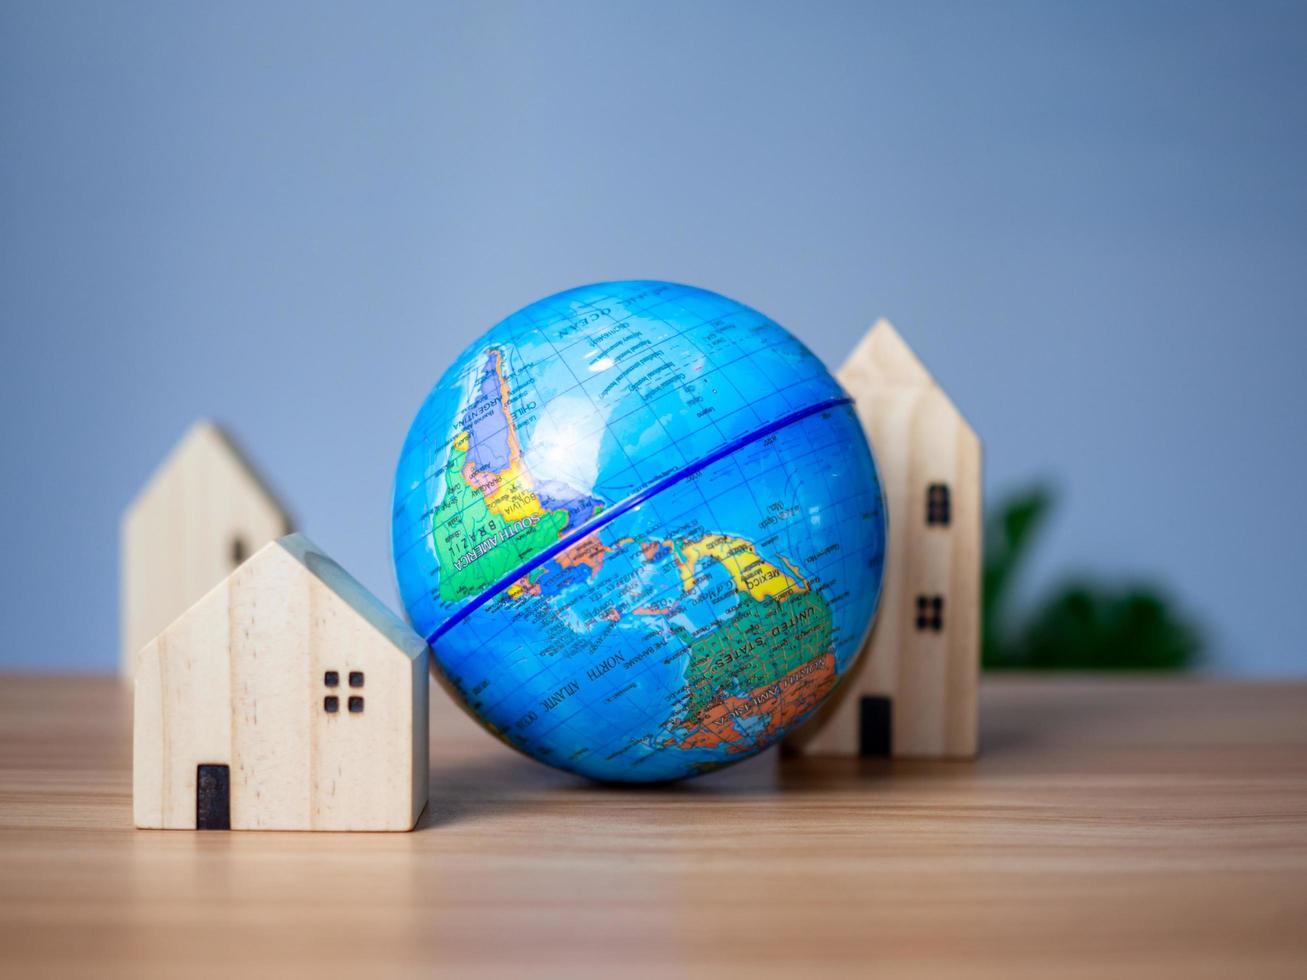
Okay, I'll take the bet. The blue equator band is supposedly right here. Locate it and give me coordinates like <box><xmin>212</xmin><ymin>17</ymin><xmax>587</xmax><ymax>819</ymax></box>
<box><xmin>425</xmin><ymin>395</ymin><xmax>854</xmax><ymax>645</ymax></box>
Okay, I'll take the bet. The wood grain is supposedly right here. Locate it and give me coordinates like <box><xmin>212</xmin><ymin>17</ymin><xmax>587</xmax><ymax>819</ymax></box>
<box><xmin>134</xmin><ymin>534</ymin><xmax>428</xmax><ymax>831</ymax></box>
<box><xmin>120</xmin><ymin>420</ymin><xmax>292</xmax><ymax>682</ymax></box>
<box><xmin>2</xmin><ymin>674</ymin><xmax>1306</xmax><ymax>978</ymax></box>
<box><xmin>788</xmin><ymin>320</ymin><xmax>981</xmax><ymax>758</ymax></box>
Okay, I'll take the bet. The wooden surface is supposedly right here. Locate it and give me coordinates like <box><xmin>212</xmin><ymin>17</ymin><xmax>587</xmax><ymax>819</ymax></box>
<box><xmin>2</xmin><ymin>675</ymin><xmax>1305</xmax><ymax>979</ymax></box>
<box><xmin>789</xmin><ymin>320</ymin><xmax>981</xmax><ymax>758</ymax></box>
<box><xmin>120</xmin><ymin>420</ymin><xmax>292</xmax><ymax>681</ymax></box>
<box><xmin>135</xmin><ymin>534</ymin><xmax>428</xmax><ymax>831</ymax></box>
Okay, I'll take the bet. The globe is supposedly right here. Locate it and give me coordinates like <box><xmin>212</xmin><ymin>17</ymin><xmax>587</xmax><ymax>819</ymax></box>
<box><xmin>392</xmin><ymin>281</ymin><xmax>886</xmax><ymax>781</ymax></box>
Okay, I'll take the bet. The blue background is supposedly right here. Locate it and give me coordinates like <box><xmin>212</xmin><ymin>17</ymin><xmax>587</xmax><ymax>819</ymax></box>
<box><xmin>2</xmin><ymin>1</ymin><xmax>1304</xmax><ymax>674</ymax></box>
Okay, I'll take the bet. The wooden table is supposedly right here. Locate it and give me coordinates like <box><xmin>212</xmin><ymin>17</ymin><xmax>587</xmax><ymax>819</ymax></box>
<box><xmin>1</xmin><ymin>675</ymin><xmax>1304</xmax><ymax>978</ymax></box>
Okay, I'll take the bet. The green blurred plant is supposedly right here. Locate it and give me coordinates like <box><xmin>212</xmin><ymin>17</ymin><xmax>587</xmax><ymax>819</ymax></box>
<box><xmin>982</xmin><ymin>484</ymin><xmax>1203</xmax><ymax>671</ymax></box>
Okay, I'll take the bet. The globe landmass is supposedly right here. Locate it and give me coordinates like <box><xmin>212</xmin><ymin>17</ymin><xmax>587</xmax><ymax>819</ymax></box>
<box><xmin>393</xmin><ymin>281</ymin><xmax>885</xmax><ymax>781</ymax></box>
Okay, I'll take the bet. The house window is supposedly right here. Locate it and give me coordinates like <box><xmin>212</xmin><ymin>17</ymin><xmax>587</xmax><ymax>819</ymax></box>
<box><xmin>916</xmin><ymin>595</ymin><xmax>944</xmax><ymax>631</ymax></box>
<box><xmin>324</xmin><ymin>671</ymin><xmax>363</xmax><ymax>713</ymax></box>
<box><xmin>926</xmin><ymin>483</ymin><xmax>951</xmax><ymax>526</ymax></box>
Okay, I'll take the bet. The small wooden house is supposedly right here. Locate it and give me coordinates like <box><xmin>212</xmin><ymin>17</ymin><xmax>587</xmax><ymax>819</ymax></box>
<box><xmin>133</xmin><ymin>534</ymin><xmax>429</xmax><ymax>831</ymax></box>
<box><xmin>121</xmin><ymin>420</ymin><xmax>292</xmax><ymax>681</ymax></box>
<box><xmin>787</xmin><ymin>320</ymin><xmax>981</xmax><ymax>758</ymax></box>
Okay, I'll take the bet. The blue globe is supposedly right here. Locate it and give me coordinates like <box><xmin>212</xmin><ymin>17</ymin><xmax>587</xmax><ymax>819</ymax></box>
<box><xmin>393</xmin><ymin>281</ymin><xmax>885</xmax><ymax>781</ymax></box>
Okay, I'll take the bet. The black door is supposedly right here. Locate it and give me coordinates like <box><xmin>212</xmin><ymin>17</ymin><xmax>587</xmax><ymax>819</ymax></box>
<box><xmin>859</xmin><ymin>695</ymin><xmax>893</xmax><ymax>757</ymax></box>
<box><xmin>196</xmin><ymin>764</ymin><xmax>230</xmax><ymax>830</ymax></box>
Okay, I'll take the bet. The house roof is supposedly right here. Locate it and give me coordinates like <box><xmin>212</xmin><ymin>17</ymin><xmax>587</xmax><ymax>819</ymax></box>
<box><xmin>276</xmin><ymin>534</ymin><xmax>429</xmax><ymax>662</ymax></box>
<box><xmin>123</xmin><ymin>419</ymin><xmax>292</xmax><ymax>528</ymax></box>
<box><xmin>838</xmin><ymin>319</ymin><xmax>978</xmax><ymax>439</ymax></box>
<box><xmin>150</xmin><ymin>533</ymin><xmax>429</xmax><ymax>664</ymax></box>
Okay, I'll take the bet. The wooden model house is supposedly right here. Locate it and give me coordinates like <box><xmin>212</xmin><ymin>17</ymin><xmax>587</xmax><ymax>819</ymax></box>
<box><xmin>121</xmin><ymin>420</ymin><xmax>292</xmax><ymax>681</ymax></box>
<box><xmin>787</xmin><ymin>319</ymin><xmax>981</xmax><ymax>758</ymax></box>
<box><xmin>134</xmin><ymin>534</ymin><xmax>429</xmax><ymax>831</ymax></box>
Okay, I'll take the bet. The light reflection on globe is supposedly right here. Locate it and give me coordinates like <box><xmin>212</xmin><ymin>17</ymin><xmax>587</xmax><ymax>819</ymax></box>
<box><xmin>392</xmin><ymin>281</ymin><xmax>885</xmax><ymax>781</ymax></box>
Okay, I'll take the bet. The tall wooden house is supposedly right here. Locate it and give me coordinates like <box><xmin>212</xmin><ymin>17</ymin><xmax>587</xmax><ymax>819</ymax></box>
<box><xmin>787</xmin><ymin>319</ymin><xmax>982</xmax><ymax>758</ymax></box>
<box><xmin>120</xmin><ymin>420</ymin><xmax>292</xmax><ymax>681</ymax></box>
<box><xmin>133</xmin><ymin>534</ymin><xmax>429</xmax><ymax>831</ymax></box>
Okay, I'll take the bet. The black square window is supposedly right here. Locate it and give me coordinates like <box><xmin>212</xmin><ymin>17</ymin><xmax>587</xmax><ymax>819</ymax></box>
<box><xmin>348</xmin><ymin>696</ymin><xmax>364</xmax><ymax>713</ymax></box>
<box><xmin>324</xmin><ymin>696</ymin><xmax>339</xmax><ymax>713</ymax></box>
<box><xmin>915</xmin><ymin>595</ymin><xmax>944</xmax><ymax>631</ymax></box>
<box><xmin>324</xmin><ymin>671</ymin><xmax>339</xmax><ymax>687</ymax></box>
<box><xmin>348</xmin><ymin>671</ymin><xmax>364</xmax><ymax>688</ymax></box>
<box><xmin>926</xmin><ymin>483</ymin><xmax>951</xmax><ymax>526</ymax></box>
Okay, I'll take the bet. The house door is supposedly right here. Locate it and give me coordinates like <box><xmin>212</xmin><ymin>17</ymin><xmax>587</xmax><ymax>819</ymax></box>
<box><xmin>196</xmin><ymin>764</ymin><xmax>230</xmax><ymax>830</ymax></box>
<box><xmin>860</xmin><ymin>695</ymin><xmax>892</xmax><ymax>757</ymax></box>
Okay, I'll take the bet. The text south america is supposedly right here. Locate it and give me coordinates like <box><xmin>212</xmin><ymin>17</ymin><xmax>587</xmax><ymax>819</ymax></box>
<box><xmin>454</xmin><ymin>514</ymin><xmax>541</xmax><ymax>570</ymax></box>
